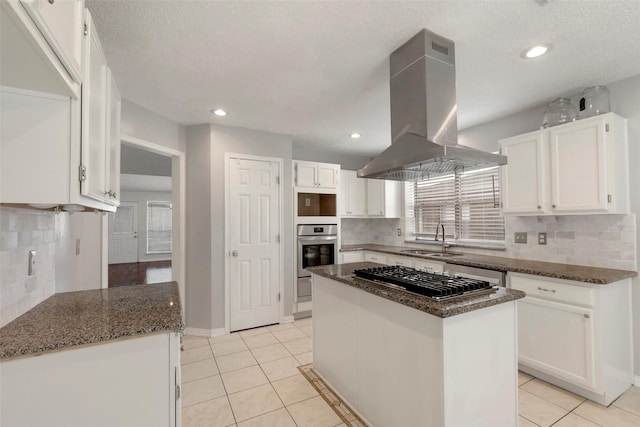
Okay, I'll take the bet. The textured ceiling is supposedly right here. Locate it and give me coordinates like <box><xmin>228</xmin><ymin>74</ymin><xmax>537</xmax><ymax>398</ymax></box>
<box><xmin>86</xmin><ymin>0</ymin><xmax>640</xmax><ymax>158</ymax></box>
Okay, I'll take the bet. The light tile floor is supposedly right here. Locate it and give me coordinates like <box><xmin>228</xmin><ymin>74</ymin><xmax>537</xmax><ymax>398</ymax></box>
<box><xmin>181</xmin><ymin>317</ymin><xmax>640</xmax><ymax>427</ymax></box>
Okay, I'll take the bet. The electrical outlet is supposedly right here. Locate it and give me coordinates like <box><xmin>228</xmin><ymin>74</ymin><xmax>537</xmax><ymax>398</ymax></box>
<box><xmin>514</xmin><ymin>232</ymin><xmax>527</xmax><ymax>244</ymax></box>
<box><xmin>538</xmin><ymin>232</ymin><xmax>547</xmax><ymax>245</ymax></box>
<box><xmin>28</xmin><ymin>250</ymin><xmax>36</xmax><ymax>275</ymax></box>
<box><xmin>397</xmin><ymin>228</ymin><xmax>402</xmax><ymax>237</ymax></box>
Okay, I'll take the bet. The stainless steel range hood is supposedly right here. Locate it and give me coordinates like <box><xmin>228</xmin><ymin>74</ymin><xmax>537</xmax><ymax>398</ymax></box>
<box><xmin>358</xmin><ymin>29</ymin><xmax>507</xmax><ymax>181</ymax></box>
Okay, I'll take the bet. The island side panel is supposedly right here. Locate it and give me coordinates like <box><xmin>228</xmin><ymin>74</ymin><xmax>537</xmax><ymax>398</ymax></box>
<box><xmin>1</xmin><ymin>333</ymin><xmax>173</xmax><ymax>427</ymax></box>
<box><xmin>313</xmin><ymin>274</ymin><xmax>360</xmax><ymax>409</ymax></box>
<box><xmin>442</xmin><ymin>301</ymin><xmax>519</xmax><ymax>427</ymax></box>
<box><xmin>357</xmin><ymin>289</ymin><xmax>445</xmax><ymax>427</ymax></box>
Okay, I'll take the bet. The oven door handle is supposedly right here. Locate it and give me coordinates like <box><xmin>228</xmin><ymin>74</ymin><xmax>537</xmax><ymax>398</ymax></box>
<box><xmin>298</xmin><ymin>236</ymin><xmax>338</xmax><ymax>242</ymax></box>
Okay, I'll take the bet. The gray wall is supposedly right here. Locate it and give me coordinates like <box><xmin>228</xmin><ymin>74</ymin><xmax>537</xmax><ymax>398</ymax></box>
<box><xmin>185</xmin><ymin>124</ymin><xmax>213</xmax><ymax>330</ymax></box>
<box><xmin>292</xmin><ymin>146</ymin><xmax>370</xmax><ymax>171</ymax></box>
<box><xmin>121</xmin><ymin>145</ymin><xmax>172</xmax><ymax>176</ymax></box>
<box><xmin>121</xmin><ymin>100</ymin><xmax>187</xmax><ymax>153</ymax></box>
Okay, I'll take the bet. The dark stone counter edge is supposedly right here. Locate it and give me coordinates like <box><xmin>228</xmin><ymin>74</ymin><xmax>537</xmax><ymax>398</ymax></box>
<box><xmin>340</xmin><ymin>245</ymin><xmax>637</xmax><ymax>284</ymax></box>
<box><xmin>1</xmin><ymin>323</ymin><xmax>185</xmax><ymax>360</ymax></box>
<box><xmin>309</xmin><ymin>264</ymin><xmax>526</xmax><ymax>318</ymax></box>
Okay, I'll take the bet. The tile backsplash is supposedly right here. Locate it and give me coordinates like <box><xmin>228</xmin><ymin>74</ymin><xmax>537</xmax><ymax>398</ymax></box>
<box><xmin>1</xmin><ymin>207</ymin><xmax>56</xmax><ymax>327</ymax></box>
<box><xmin>341</xmin><ymin>214</ymin><xmax>637</xmax><ymax>271</ymax></box>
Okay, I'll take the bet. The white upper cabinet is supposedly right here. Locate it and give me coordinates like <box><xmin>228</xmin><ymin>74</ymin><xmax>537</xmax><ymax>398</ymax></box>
<box><xmin>293</xmin><ymin>161</ymin><xmax>339</xmax><ymax>189</ymax></box>
<box><xmin>341</xmin><ymin>170</ymin><xmax>367</xmax><ymax>217</ymax></box>
<box><xmin>500</xmin><ymin>113</ymin><xmax>629</xmax><ymax>215</ymax></box>
<box><xmin>366</xmin><ymin>179</ymin><xmax>403</xmax><ymax>218</ymax></box>
<box><xmin>0</xmin><ymin>0</ymin><xmax>84</xmax><ymax>98</ymax></box>
<box><xmin>106</xmin><ymin>69</ymin><xmax>122</xmax><ymax>206</ymax></box>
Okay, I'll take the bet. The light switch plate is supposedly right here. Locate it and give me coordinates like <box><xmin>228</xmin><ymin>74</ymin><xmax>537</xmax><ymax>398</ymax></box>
<box><xmin>538</xmin><ymin>232</ymin><xmax>547</xmax><ymax>245</ymax></box>
<box><xmin>514</xmin><ymin>232</ymin><xmax>527</xmax><ymax>244</ymax></box>
<box><xmin>28</xmin><ymin>250</ymin><xmax>36</xmax><ymax>275</ymax></box>
<box><xmin>397</xmin><ymin>228</ymin><xmax>402</xmax><ymax>237</ymax></box>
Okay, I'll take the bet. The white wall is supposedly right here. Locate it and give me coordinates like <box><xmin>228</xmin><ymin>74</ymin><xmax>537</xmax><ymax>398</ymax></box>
<box><xmin>117</xmin><ymin>191</ymin><xmax>173</xmax><ymax>263</ymax></box>
<box><xmin>121</xmin><ymin>100</ymin><xmax>187</xmax><ymax>153</ymax></box>
<box><xmin>55</xmin><ymin>212</ymin><xmax>102</xmax><ymax>293</ymax></box>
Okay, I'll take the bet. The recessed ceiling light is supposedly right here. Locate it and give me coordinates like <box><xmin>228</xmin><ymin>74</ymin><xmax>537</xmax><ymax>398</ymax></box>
<box><xmin>211</xmin><ymin>109</ymin><xmax>227</xmax><ymax>117</ymax></box>
<box><xmin>521</xmin><ymin>44</ymin><xmax>553</xmax><ymax>59</ymax></box>
<box><xmin>350</xmin><ymin>133</ymin><xmax>361</xmax><ymax>139</ymax></box>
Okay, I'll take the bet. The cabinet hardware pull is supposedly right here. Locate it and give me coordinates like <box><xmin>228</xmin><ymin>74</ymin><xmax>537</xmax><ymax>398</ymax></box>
<box><xmin>48</xmin><ymin>0</ymin><xmax>55</xmax><ymax>4</ymax></box>
<box><xmin>584</xmin><ymin>314</ymin><xmax>590</xmax><ymax>319</ymax></box>
<box><xmin>552</xmin><ymin>204</ymin><xmax>556</xmax><ymax>208</ymax></box>
<box><xmin>537</xmin><ymin>206</ymin><xmax>541</xmax><ymax>209</ymax></box>
<box><xmin>537</xmin><ymin>286</ymin><xmax>556</xmax><ymax>293</ymax></box>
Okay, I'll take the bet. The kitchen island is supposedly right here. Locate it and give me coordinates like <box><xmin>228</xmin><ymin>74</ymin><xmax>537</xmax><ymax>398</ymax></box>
<box><xmin>309</xmin><ymin>262</ymin><xmax>525</xmax><ymax>427</ymax></box>
<box><xmin>0</xmin><ymin>282</ymin><xmax>184</xmax><ymax>427</ymax></box>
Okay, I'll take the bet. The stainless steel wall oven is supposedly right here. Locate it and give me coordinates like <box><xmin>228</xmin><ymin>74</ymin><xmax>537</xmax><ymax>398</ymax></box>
<box><xmin>297</xmin><ymin>224</ymin><xmax>338</xmax><ymax>302</ymax></box>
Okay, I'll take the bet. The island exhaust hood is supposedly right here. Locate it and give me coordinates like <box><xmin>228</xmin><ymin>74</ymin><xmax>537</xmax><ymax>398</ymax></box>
<box><xmin>358</xmin><ymin>29</ymin><xmax>507</xmax><ymax>181</ymax></box>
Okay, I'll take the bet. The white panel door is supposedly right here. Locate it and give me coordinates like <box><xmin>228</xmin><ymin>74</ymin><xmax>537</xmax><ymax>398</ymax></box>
<box><xmin>229</xmin><ymin>158</ymin><xmax>280</xmax><ymax>331</ymax></box>
<box><xmin>108</xmin><ymin>202</ymin><xmax>138</xmax><ymax>264</ymax></box>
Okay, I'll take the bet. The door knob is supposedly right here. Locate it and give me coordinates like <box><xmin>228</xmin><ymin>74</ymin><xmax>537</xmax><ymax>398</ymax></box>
<box><xmin>232</xmin><ymin>250</ymin><xmax>239</xmax><ymax>257</ymax></box>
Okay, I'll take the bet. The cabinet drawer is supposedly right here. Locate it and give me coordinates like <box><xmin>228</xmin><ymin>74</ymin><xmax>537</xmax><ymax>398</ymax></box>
<box><xmin>387</xmin><ymin>255</ymin><xmax>413</xmax><ymax>268</ymax></box>
<box><xmin>364</xmin><ymin>252</ymin><xmax>387</xmax><ymax>264</ymax></box>
<box><xmin>413</xmin><ymin>259</ymin><xmax>444</xmax><ymax>273</ymax></box>
<box><xmin>510</xmin><ymin>274</ymin><xmax>594</xmax><ymax>307</ymax></box>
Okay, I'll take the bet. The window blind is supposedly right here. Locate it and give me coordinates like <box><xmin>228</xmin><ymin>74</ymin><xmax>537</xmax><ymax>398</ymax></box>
<box><xmin>412</xmin><ymin>166</ymin><xmax>504</xmax><ymax>243</ymax></box>
<box><xmin>147</xmin><ymin>201</ymin><xmax>172</xmax><ymax>254</ymax></box>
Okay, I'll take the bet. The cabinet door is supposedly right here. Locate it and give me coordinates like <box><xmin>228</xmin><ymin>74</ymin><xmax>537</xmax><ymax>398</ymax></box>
<box><xmin>341</xmin><ymin>251</ymin><xmax>364</xmax><ymax>264</ymax></box>
<box><xmin>348</xmin><ymin>173</ymin><xmax>367</xmax><ymax>216</ymax></box>
<box><xmin>518</xmin><ymin>297</ymin><xmax>596</xmax><ymax>390</ymax></box>
<box><xmin>295</xmin><ymin>161</ymin><xmax>317</xmax><ymax>187</ymax></box>
<box><xmin>549</xmin><ymin>118</ymin><xmax>608</xmax><ymax>212</ymax></box>
<box><xmin>80</xmin><ymin>9</ymin><xmax>109</xmax><ymax>203</ymax></box>
<box><xmin>317</xmin><ymin>163</ymin><xmax>338</xmax><ymax>189</ymax></box>
<box><xmin>20</xmin><ymin>0</ymin><xmax>84</xmax><ymax>81</ymax></box>
<box><xmin>105</xmin><ymin>69</ymin><xmax>121</xmax><ymax>206</ymax></box>
<box><xmin>500</xmin><ymin>131</ymin><xmax>546</xmax><ymax>214</ymax></box>
<box><xmin>366</xmin><ymin>179</ymin><xmax>385</xmax><ymax>217</ymax></box>
<box><xmin>339</xmin><ymin>170</ymin><xmax>349</xmax><ymax>216</ymax></box>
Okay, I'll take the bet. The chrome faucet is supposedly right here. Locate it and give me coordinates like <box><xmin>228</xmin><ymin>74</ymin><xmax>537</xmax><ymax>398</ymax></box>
<box><xmin>434</xmin><ymin>223</ymin><xmax>446</xmax><ymax>253</ymax></box>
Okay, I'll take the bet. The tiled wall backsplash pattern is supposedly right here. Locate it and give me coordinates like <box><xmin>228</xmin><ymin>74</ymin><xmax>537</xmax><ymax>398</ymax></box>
<box><xmin>342</xmin><ymin>214</ymin><xmax>637</xmax><ymax>271</ymax></box>
<box><xmin>1</xmin><ymin>207</ymin><xmax>56</xmax><ymax>327</ymax></box>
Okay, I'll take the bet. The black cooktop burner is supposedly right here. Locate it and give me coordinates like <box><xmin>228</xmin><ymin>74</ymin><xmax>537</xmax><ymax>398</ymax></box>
<box><xmin>353</xmin><ymin>266</ymin><xmax>494</xmax><ymax>300</ymax></box>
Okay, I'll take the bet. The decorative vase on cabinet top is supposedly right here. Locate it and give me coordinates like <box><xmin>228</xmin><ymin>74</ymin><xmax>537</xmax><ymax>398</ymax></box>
<box><xmin>542</xmin><ymin>98</ymin><xmax>577</xmax><ymax>128</ymax></box>
<box><xmin>578</xmin><ymin>86</ymin><xmax>610</xmax><ymax>119</ymax></box>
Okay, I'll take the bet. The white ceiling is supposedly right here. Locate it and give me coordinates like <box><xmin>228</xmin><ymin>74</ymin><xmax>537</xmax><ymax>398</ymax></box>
<box><xmin>86</xmin><ymin>0</ymin><xmax>640</xmax><ymax>158</ymax></box>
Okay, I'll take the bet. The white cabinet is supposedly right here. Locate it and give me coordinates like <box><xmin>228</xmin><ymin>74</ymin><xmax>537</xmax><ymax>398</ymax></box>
<box><xmin>340</xmin><ymin>170</ymin><xmax>367</xmax><ymax>217</ymax></box>
<box><xmin>366</xmin><ymin>179</ymin><xmax>403</xmax><ymax>218</ymax></box>
<box><xmin>341</xmin><ymin>251</ymin><xmax>364</xmax><ymax>264</ymax></box>
<box><xmin>0</xmin><ymin>0</ymin><xmax>83</xmax><ymax>98</ymax></box>
<box><xmin>1</xmin><ymin>332</ymin><xmax>181</xmax><ymax>427</ymax></box>
<box><xmin>413</xmin><ymin>259</ymin><xmax>445</xmax><ymax>273</ymax></box>
<box><xmin>0</xmin><ymin>8</ymin><xmax>121</xmax><ymax>212</ymax></box>
<box><xmin>500</xmin><ymin>113</ymin><xmax>629</xmax><ymax>215</ymax></box>
<box><xmin>293</xmin><ymin>160</ymin><xmax>339</xmax><ymax>189</ymax></box>
<box><xmin>386</xmin><ymin>255</ymin><xmax>413</xmax><ymax>267</ymax></box>
<box><xmin>510</xmin><ymin>272</ymin><xmax>633</xmax><ymax>405</ymax></box>
<box><xmin>363</xmin><ymin>251</ymin><xmax>387</xmax><ymax>264</ymax></box>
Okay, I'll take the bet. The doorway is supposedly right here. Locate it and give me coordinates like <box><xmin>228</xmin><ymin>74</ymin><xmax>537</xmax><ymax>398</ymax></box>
<box><xmin>226</xmin><ymin>154</ymin><xmax>283</xmax><ymax>332</ymax></box>
<box><xmin>102</xmin><ymin>136</ymin><xmax>185</xmax><ymax>309</ymax></box>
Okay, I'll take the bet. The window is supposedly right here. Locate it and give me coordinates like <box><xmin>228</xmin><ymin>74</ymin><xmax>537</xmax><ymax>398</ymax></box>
<box><xmin>146</xmin><ymin>201</ymin><xmax>172</xmax><ymax>254</ymax></box>
<box><xmin>406</xmin><ymin>167</ymin><xmax>504</xmax><ymax>243</ymax></box>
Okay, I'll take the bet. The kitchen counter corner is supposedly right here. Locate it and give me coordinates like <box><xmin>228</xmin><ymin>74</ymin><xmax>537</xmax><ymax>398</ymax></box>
<box><xmin>0</xmin><ymin>282</ymin><xmax>184</xmax><ymax>360</ymax></box>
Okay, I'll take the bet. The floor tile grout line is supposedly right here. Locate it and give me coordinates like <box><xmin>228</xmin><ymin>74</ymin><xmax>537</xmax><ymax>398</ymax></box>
<box><xmin>519</xmin><ymin>414</ymin><xmax>542</xmax><ymax>426</ymax></box>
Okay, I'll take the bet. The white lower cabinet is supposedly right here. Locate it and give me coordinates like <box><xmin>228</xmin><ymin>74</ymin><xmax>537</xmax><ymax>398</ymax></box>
<box><xmin>1</xmin><ymin>332</ymin><xmax>181</xmax><ymax>427</ymax></box>
<box><xmin>363</xmin><ymin>251</ymin><xmax>387</xmax><ymax>264</ymax></box>
<box><xmin>413</xmin><ymin>259</ymin><xmax>445</xmax><ymax>273</ymax></box>
<box><xmin>341</xmin><ymin>251</ymin><xmax>364</xmax><ymax>264</ymax></box>
<box><xmin>386</xmin><ymin>254</ymin><xmax>413</xmax><ymax>267</ymax></box>
<box><xmin>510</xmin><ymin>273</ymin><xmax>633</xmax><ymax>405</ymax></box>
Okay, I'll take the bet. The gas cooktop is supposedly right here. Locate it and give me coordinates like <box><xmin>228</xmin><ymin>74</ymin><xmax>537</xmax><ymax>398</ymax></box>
<box><xmin>353</xmin><ymin>266</ymin><xmax>495</xmax><ymax>301</ymax></box>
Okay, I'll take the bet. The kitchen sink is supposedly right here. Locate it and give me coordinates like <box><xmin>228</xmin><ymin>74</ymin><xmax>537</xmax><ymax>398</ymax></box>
<box><xmin>400</xmin><ymin>249</ymin><xmax>461</xmax><ymax>258</ymax></box>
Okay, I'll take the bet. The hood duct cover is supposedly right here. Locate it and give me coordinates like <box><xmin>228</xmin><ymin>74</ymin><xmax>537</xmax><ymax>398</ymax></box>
<box><xmin>358</xmin><ymin>29</ymin><xmax>507</xmax><ymax>181</ymax></box>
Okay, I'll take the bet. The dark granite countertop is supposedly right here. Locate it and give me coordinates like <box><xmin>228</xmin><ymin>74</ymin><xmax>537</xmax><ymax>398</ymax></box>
<box><xmin>341</xmin><ymin>244</ymin><xmax>637</xmax><ymax>284</ymax></box>
<box><xmin>308</xmin><ymin>262</ymin><xmax>525</xmax><ymax>318</ymax></box>
<box><xmin>0</xmin><ymin>282</ymin><xmax>184</xmax><ymax>360</ymax></box>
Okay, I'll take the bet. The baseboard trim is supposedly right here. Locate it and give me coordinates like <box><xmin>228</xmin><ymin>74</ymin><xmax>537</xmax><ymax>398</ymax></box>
<box><xmin>634</xmin><ymin>375</ymin><xmax>640</xmax><ymax>387</ymax></box>
<box><xmin>184</xmin><ymin>327</ymin><xmax>226</xmax><ymax>338</ymax></box>
<box><xmin>282</xmin><ymin>315</ymin><xmax>294</xmax><ymax>323</ymax></box>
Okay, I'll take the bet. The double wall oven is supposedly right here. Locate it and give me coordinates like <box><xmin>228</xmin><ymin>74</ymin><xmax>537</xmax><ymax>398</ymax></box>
<box><xmin>297</xmin><ymin>224</ymin><xmax>338</xmax><ymax>302</ymax></box>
